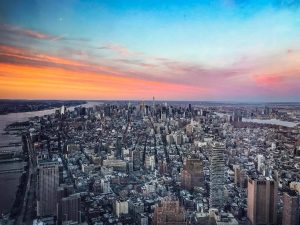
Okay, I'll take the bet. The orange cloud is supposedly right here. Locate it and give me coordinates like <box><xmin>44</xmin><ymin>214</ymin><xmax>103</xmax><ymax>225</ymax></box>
<box><xmin>2</xmin><ymin>41</ymin><xmax>299</xmax><ymax>101</ymax></box>
<box><xmin>0</xmin><ymin>44</ymin><xmax>211</xmax><ymax>100</ymax></box>
<box><xmin>0</xmin><ymin>62</ymin><xmax>207</xmax><ymax>100</ymax></box>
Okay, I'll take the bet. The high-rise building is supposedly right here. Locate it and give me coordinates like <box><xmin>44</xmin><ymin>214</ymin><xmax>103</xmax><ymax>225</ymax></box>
<box><xmin>57</xmin><ymin>184</ymin><xmax>74</xmax><ymax>225</ymax></box>
<box><xmin>152</xmin><ymin>199</ymin><xmax>187</xmax><ymax>225</ymax></box>
<box><xmin>56</xmin><ymin>184</ymin><xmax>81</xmax><ymax>225</ymax></box>
<box><xmin>158</xmin><ymin>160</ymin><xmax>168</xmax><ymax>175</ymax></box>
<box><xmin>166</xmin><ymin>134</ymin><xmax>174</xmax><ymax>145</ymax></box>
<box><xmin>257</xmin><ymin>154</ymin><xmax>264</xmax><ymax>172</ymax></box>
<box><xmin>161</xmin><ymin>112</ymin><xmax>167</xmax><ymax>121</ymax></box>
<box><xmin>152</xmin><ymin>96</ymin><xmax>156</xmax><ymax>115</ymax></box>
<box><xmin>115</xmin><ymin>135</ymin><xmax>123</xmax><ymax>159</ymax></box>
<box><xmin>61</xmin><ymin>193</ymin><xmax>81</xmax><ymax>224</ymax></box>
<box><xmin>101</xmin><ymin>178</ymin><xmax>110</xmax><ymax>193</ymax></box>
<box><xmin>131</xmin><ymin>148</ymin><xmax>141</xmax><ymax>171</ymax></box>
<box><xmin>233</xmin><ymin>110</ymin><xmax>242</xmax><ymax>122</ymax></box>
<box><xmin>174</xmin><ymin>133</ymin><xmax>183</xmax><ymax>145</ymax></box>
<box><xmin>282</xmin><ymin>190</ymin><xmax>299</xmax><ymax>225</ymax></box>
<box><xmin>247</xmin><ymin>177</ymin><xmax>278</xmax><ymax>225</ymax></box>
<box><xmin>210</xmin><ymin>143</ymin><xmax>225</xmax><ymax>210</ymax></box>
<box><xmin>37</xmin><ymin>160</ymin><xmax>63</xmax><ymax>217</ymax></box>
<box><xmin>181</xmin><ymin>158</ymin><xmax>204</xmax><ymax>191</ymax></box>
<box><xmin>234</xmin><ymin>167</ymin><xmax>247</xmax><ymax>188</ymax></box>
<box><xmin>145</xmin><ymin>155</ymin><xmax>155</xmax><ymax>171</ymax></box>
<box><xmin>114</xmin><ymin>199</ymin><xmax>129</xmax><ymax>217</ymax></box>
<box><xmin>60</xmin><ymin>105</ymin><xmax>66</xmax><ymax>115</ymax></box>
<box><xmin>264</xmin><ymin>106</ymin><xmax>270</xmax><ymax>115</ymax></box>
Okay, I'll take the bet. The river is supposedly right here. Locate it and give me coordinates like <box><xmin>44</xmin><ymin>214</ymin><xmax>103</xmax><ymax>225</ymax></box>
<box><xmin>214</xmin><ymin>112</ymin><xmax>298</xmax><ymax>128</ymax></box>
<box><xmin>0</xmin><ymin>101</ymin><xmax>102</xmax><ymax>214</ymax></box>
<box><xmin>242</xmin><ymin>118</ymin><xmax>298</xmax><ymax>128</ymax></box>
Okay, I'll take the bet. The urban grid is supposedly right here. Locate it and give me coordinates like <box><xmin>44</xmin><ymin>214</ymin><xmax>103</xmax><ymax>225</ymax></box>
<box><xmin>1</xmin><ymin>100</ymin><xmax>300</xmax><ymax>225</ymax></box>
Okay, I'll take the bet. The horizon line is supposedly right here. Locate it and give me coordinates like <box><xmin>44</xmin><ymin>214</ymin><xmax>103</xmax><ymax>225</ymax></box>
<box><xmin>1</xmin><ymin>98</ymin><xmax>300</xmax><ymax>104</ymax></box>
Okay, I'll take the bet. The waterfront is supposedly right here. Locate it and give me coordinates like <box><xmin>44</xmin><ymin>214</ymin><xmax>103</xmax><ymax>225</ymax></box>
<box><xmin>0</xmin><ymin>101</ymin><xmax>101</xmax><ymax>148</ymax></box>
<box><xmin>0</xmin><ymin>102</ymin><xmax>101</xmax><ymax>215</ymax></box>
<box><xmin>214</xmin><ymin>112</ymin><xmax>299</xmax><ymax>128</ymax></box>
<box><xmin>0</xmin><ymin>162</ymin><xmax>25</xmax><ymax>214</ymax></box>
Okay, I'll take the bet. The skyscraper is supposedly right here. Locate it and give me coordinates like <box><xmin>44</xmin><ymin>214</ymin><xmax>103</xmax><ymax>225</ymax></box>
<box><xmin>61</xmin><ymin>193</ymin><xmax>81</xmax><ymax>224</ymax></box>
<box><xmin>234</xmin><ymin>167</ymin><xmax>247</xmax><ymax>188</ymax></box>
<box><xmin>56</xmin><ymin>184</ymin><xmax>77</xmax><ymax>225</ymax></box>
<box><xmin>114</xmin><ymin>199</ymin><xmax>129</xmax><ymax>218</ymax></box>
<box><xmin>37</xmin><ymin>160</ymin><xmax>62</xmax><ymax>217</ymax></box>
<box><xmin>282</xmin><ymin>190</ymin><xmax>299</xmax><ymax>225</ymax></box>
<box><xmin>145</xmin><ymin>154</ymin><xmax>155</xmax><ymax>171</ymax></box>
<box><xmin>210</xmin><ymin>142</ymin><xmax>225</xmax><ymax>210</ymax></box>
<box><xmin>131</xmin><ymin>148</ymin><xmax>141</xmax><ymax>171</ymax></box>
<box><xmin>247</xmin><ymin>177</ymin><xmax>278</xmax><ymax>225</ymax></box>
<box><xmin>60</xmin><ymin>105</ymin><xmax>66</xmax><ymax>115</ymax></box>
<box><xmin>257</xmin><ymin>154</ymin><xmax>264</xmax><ymax>172</ymax></box>
<box><xmin>115</xmin><ymin>135</ymin><xmax>123</xmax><ymax>159</ymax></box>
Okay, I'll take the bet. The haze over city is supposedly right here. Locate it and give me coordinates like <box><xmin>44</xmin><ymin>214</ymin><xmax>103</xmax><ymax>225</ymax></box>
<box><xmin>1</xmin><ymin>0</ymin><xmax>300</xmax><ymax>101</ymax></box>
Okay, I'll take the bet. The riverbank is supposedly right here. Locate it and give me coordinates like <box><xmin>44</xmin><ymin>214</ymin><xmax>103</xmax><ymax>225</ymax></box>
<box><xmin>0</xmin><ymin>101</ymin><xmax>102</xmax><ymax>215</ymax></box>
<box><xmin>9</xmin><ymin>135</ymin><xmax>28</xmax><ymax>220</ymax></box>
<box><xmin>214</xmin><ymin>112</ymin><xmax>299</xmax><ymax>128</ymax></box>
<box><xmin>242</xmin><ymin>118</ymin><xmax>298</xmax><ymax>128</ymax></box>
<box><xmin>0</xmin><ymin>100</ymin><xmax>86</xmax><ymax>115</ymax></box>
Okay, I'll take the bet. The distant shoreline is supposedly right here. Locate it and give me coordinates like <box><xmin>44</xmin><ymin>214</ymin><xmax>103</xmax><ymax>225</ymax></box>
<box><xmin>0</xmin><ymin>100</ymin><xmax>87</xmax><ymax>115</ymax></box>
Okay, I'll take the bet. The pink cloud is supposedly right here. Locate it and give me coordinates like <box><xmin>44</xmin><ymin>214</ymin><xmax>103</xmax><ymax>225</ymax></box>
<box><xmin>98</xmin><ymin>43</ymin><xmax>138</xmax><ymax>56</ymax></box>
<box><xmin>0</xmin><ymin>24</ymin><xmax>87</xmax><ymax>42</ymax></box>
<box><xmin>0</xmin><ymin>24</ymin><xmax>55</xmax><ymax>40</ymax></box>
<box><xmin>254</xmin><ymin>75</ymin><xmax>284</xmax><ymax>87</ymax></box>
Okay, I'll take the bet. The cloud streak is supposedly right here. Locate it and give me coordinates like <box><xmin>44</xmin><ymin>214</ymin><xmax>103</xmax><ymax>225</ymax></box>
<box><xmin>98</xmin><ymin>43</ymin><xmax>140</xmax><ymax>57</ymax></box>
<box><xmin>0</xmin><ymin>41</ymin><xmax>300</xmax><ymax>101</ymax></box>
<box><xmin>0</xmin><ymin>24</ymin><xmax>57</xmax><ymax>40</ymax></box>
<box><xmin>0</xmin><ymin>24</ymin><xmax>89</xmax><ymax>43</ymax></box>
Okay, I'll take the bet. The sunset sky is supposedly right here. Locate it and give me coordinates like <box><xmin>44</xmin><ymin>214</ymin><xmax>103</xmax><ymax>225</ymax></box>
<box><xmin>0</xmin><ymin>0</ymin><xmax>300</xmax><ymax>101</ymax></box>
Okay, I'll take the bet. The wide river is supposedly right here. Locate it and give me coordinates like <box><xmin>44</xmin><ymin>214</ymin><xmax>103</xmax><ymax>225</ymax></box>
<box><xmin>0</xmin><ymin>101</ymin><xmax>102</xmax><ymax>214</ymax></box>
<box><xmin>242</xmin><ymin>118</ymin><xmax>298</xmax><ymax>128</ymax></box>
<box><xmin>215</xmin><ymin>112</ymin><xmax>298</xmax><ymax>128</ymax></box>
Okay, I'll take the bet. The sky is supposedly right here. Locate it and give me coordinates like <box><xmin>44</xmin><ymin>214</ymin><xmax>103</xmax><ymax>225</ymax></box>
<box><xmin>0</xmin><ymin>0</ymin><xmax>300</xmax><ymax>102</ymax></box>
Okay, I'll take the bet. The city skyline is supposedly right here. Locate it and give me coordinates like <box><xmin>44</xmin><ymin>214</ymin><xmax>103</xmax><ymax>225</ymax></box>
<box><xmin>1</xmin><ymin>1</ymin><xmax>300</xmax><ymax>101</ymax></box>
